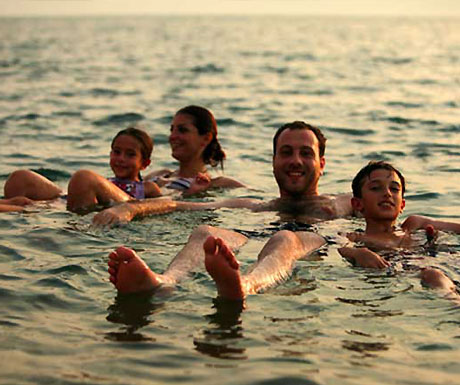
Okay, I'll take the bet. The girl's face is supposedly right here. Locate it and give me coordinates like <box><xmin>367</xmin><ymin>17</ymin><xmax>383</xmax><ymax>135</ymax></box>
<box><xmin>110</xmin><ymin>135</ymin><xmax>150</xmax><ymax>181</ymax></box>
<box><xmin>169</xmin><ymin>113</ymin><xmax>211</xmax><ymax>163</ymax></box>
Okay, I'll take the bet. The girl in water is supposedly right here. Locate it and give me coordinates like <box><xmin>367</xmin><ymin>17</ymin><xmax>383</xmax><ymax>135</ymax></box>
<box><xmin>3</xmin><ymin>127</ymin><xmax>161</xmax><ymax>212</ymax></box>
<box><xmin>4</xmin><ymin>106</ymin><xmax>244</xmax><ymax>210</ymax></box>
<box><xmin>65</xmin><ymin>126</ymin><xmax>162</xmax><ymax>211</ymax></box>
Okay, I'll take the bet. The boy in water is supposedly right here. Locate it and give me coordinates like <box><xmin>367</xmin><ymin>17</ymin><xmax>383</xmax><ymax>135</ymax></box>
<box><xmin>338</xmin><ymin>161</ymin><xmax>459</xmax><ymax>299</ymax></box>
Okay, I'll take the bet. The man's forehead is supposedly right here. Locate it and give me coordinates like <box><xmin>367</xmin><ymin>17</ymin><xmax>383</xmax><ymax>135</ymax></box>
<box><xmin>277</xmin><ymin>128</ymin><xmax>318</xmax><ymax>147</ymax></box>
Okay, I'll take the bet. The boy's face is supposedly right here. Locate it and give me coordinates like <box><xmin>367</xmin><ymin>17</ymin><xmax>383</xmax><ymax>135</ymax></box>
<box><xmin>352</xmin><ymin>169</ymin><xmax>405</xmax><ymax>222</ymax></box>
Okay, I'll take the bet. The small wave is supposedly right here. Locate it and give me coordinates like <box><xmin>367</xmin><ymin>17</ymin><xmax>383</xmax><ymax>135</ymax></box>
<box><xmin>190</xmin><ymin>64</ymin><xmax>224</xmax><ymax>74</ymax></box>
<box><xmin>325</xmin><ymin>126</ymin><xmax>374</xmax><ymax>136</ymax></box>
<box><xmin>0</xmin><ymin>245</ymin><xmax>26</xmax><ymax>261</ymax></box>
<box><xmin>386</xmin><ymin>101</ymin><xmax>422</xmax><ymax>109</ymax></box>
<box><xmin>52</xmin><ymin>111</ymin><xmax>83</xmax><ymax>118</ymax></box>
<box><xmin>46</xmin><ymin>264</ymin><xmax>88</xmax><ymax>275</ymax></box>
<box><xmin>0</xmin><ymin>58</ymin><xmax>20</xmax><ymax>68</ymax></box>
<box><xmin>363</xmin><ymin>150</ymin><xmax>406</xmax><ymax>160</ymax></box>
<box><xmin>36</xmin><ymin>277</ymin><xmax>81</xmax><ymax>291</ymax></box>
<box><xmin>89</xmin><ymin>88</ymin><xmax>120</xmax><ymax>97</ymax></box>
<box><xmin>439</xmin><ymin>124</ymin><xmax>460</xmax><ymax>133</ymax></box>
<box><xmin>381</xmin><ymin>116</ymin><xmax>440</xmax><ymax>127</ymax></box>
<box><xmin>31</xmin><ymin>168</ymin><xmax>71</xmax><ymax>181</ymax></box>
<box><xmin>284</xmin><ymin>53</ymin><xmax>317</xmax><ymax>62</ymax></box>
<box><xmin>373</xmin><ymin>56</ymin><xmax>413</xmax><ymax>65</ymax></box>
<box><xmin>405</xmin><ymin>192</ymin><xmax>440</xmax><ymax>201</ymax></box>
<box><xmin>93</xmin><ymin>112</ymin><xmax>145</xmax><ymax>126</ymax></box>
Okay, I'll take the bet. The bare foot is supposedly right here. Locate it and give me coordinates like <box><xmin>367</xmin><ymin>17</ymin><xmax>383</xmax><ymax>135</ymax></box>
<box><xmin>204</xmin><ymin>236</ymin><xmax>246</xmax><ymax>300</ymax></box>
<box><xmin>108</xmin><ymin>246</ymin><xmax>163</xmax><ymax>293</ymax></box>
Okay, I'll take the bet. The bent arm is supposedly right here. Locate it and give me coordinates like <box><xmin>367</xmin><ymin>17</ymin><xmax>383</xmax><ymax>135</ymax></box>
<box><xmin>339</xmin><ymin>247</ymin><xmax>390</xmax><ymax>269</ymax></box>
<box><xmin>210</xmin><ymin>176</ymin><xmax>246</xmax><ymax>189</ymax></box>
<box><xmin>402</xmin><ymin>215</ymin><xmax>460</xmax><ymax>234</ymax></box>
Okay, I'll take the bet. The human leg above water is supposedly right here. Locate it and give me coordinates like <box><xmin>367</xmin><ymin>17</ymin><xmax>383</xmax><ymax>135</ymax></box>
<box><xmin>204</xmin><ymin>230</ymin><xmax>326</xmax><ymax>300</ymax></box>
<box><xmin>67</xmin><ymin>169</ymin><xmax>132</xmax><ymax>212</ymax></box>
<box><xmin>108</xmin><ymin>225</ymin><xmax>248</xmax><ymax>294</ymax></box>
<box><xmin>4</xmin><ymin>169</ymin><xmax>62</xmax><ymax>200</ymax></box>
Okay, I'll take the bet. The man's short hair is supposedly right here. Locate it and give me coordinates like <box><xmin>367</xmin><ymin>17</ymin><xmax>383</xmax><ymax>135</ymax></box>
<box><xmin>352</xmin><ymin>160</ymin><xmax>406</xmax><ymax>198</ymax></box>
<box><xmin>273</xmin><ymin>121</ymin><xmax>326</xmax><ymax>157</ymax></box>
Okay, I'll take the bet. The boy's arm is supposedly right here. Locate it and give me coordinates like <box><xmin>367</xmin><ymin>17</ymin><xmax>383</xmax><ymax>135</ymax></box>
<box><xmin>402</xmin><ymin>215</ymin><xmax>460</xmax><ymax>234</ymax></box>
<box><xmin>338</xmin><ymin>247</ymin><xmax>390</xmax><ymax>269</ymax></box>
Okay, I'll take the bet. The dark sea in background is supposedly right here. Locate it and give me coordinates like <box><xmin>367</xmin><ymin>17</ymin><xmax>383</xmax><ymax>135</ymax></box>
<box><xmin>0</xmin><ymin>15</ymin><xmax>459</xmax><ymax>385</ymax></box>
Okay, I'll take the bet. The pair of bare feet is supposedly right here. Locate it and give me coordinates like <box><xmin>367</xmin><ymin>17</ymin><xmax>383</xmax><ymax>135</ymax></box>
<box><xmin>108</xmin><ymin>237</ymin><xmax>246</xmax><ymax>300</ymax></box>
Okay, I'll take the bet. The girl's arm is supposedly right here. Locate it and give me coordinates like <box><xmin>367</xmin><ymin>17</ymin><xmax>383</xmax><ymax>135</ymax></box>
<box><xmin>92</xmin><ymin>197</ymin><xmax>263</xmax><ymax>227</ymax></box>
<box><xmin>402</xmin><ymin>215</ymin><xmax>460</xmax><ymax>234</ymax></box>
<box><xmin>339</xmin><ymin>247</ymin><xmax>390</xmax><ymax>269</ymax></box>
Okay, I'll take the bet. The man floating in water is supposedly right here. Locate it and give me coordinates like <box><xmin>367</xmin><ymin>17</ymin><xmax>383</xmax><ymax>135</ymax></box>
<box><xmin>105</xmin><ymin>121</ymin><xmax>353</xmax><ymax>299</ymax></box>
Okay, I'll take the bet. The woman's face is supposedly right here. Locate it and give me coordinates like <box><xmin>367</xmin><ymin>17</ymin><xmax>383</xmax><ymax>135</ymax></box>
<box><xmin>169</xmin><ymin>113</ymin><xmax>210</xmax><ymax>163</ymax></box>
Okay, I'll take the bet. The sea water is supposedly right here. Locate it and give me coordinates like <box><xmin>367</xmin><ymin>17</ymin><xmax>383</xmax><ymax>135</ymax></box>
<box><xmin>0</xmin><ymin>15</ymin><xmax>459</xmax><ymax>385</ymax></box>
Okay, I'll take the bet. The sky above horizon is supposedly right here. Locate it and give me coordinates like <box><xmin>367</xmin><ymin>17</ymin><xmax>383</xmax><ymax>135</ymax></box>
<box><xmin>2</xmin><ymin>0</ymin><xmax>460</xmax><ymax>17</ymax></box>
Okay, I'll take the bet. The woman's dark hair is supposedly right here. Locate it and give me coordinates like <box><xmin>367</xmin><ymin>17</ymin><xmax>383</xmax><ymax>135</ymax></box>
<box><xmin>111</xmin><ymin>126</ymin><xmax>153</xmax><ymax>161</ymax></box>
<box><xmin>176</xmin><ymin>105</ymin><xmax>226</xmax><ymax>169</ymax></box>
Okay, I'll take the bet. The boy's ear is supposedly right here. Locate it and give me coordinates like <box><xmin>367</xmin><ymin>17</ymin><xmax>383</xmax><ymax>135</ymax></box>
<box><xmin>351</xmin><ymin>197</ymin><xmax>364</xmax><ymax>212</ymax></box>
<box><xmin>141</xmin><ymin>159</ymin><xmax>151</xmax><ymax>170</ymax></box>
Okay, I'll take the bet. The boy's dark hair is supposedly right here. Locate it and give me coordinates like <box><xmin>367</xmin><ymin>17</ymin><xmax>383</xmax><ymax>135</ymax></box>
<box><xmin>111</xmin><ymin>126</ymin><xmax>153</xmax><ymax>161</ymax></box>
<box><xmin>352</xmin><ymin>161</ymin><xmax>406</xmax><ymax>198</ymax></box>
<box><xmin>273</xmin><ymin>121</ymin><xmax>326</xmax><ymax>157</ymax></box>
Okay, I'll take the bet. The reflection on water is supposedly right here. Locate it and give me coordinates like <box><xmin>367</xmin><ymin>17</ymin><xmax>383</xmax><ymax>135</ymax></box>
<box><xmin>194</xmin><ymin>298</ymin><xmax>246</xmax><ymax>360</ymax></box>
<box><xmin>105</xmin><ymin>292</ymin><xmax>165</xmax><ymax>342</ymax></box>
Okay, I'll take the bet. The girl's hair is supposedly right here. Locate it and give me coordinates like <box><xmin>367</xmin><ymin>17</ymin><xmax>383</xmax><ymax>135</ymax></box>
<box><xmin>111</xmin><ymin>126</ymin><xmax>153</xmax><ymax>161</ymax></box>
<box><xmin>176</xmin><ymin>105</ymin><xmax>226</xmax><ymax>169</ymax></box>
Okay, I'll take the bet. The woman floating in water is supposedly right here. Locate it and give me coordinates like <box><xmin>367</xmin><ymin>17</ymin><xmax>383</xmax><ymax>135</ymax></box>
<box><xmin>144</xmin><ymin>105</ymin><xmax>244</xmax><ymax>193</ymax></box>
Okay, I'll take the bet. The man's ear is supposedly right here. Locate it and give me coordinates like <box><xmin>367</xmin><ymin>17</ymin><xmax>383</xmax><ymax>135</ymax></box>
<box><xmin>319</xmin><ymin>156</ymin><xmax>326</xmax><ymax>175</ymax></box>
<box><xmin>351</xmin><ymin>197</ymin><xmax>364</xmax><ymax>212</ymax></box>
<box><xmin>141</xmin><ymin>159</ymin><xmax>151</xmax><ymax>170</ymax></box>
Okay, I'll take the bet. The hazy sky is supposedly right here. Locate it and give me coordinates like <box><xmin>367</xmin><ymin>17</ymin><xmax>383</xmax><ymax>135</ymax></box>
<box><xmin>2</xmin><ymin>0</ymin><xmax>460</xmax><ymax>17</ymax></box>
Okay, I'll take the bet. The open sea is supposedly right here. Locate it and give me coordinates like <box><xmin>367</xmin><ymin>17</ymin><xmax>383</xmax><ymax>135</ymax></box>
<box><xmin>0</xmin><ymin>15</ymin><xmax>459</xmax><ymax>385</ymax></box>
